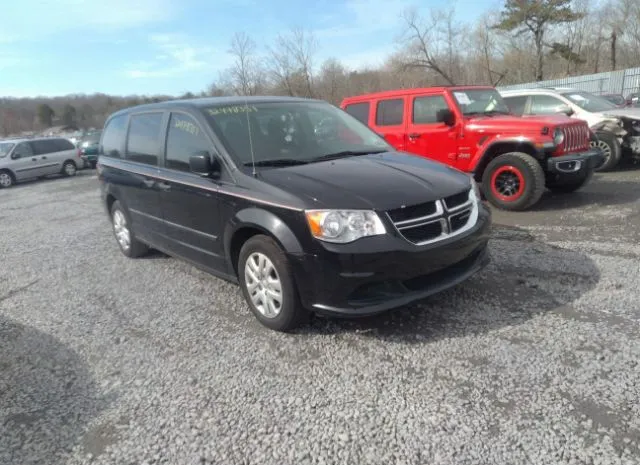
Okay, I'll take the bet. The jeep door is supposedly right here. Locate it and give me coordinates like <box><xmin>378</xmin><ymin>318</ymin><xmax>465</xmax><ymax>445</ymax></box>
<box><xmin>405</xmin><ymin>92</ymin><xmax>460</xmax><ymax>167</ymax></box>
<box><xmin>9</xmin><ymin>142</ymin><xmax>49</xmax><ymax>180</ymax></box>
<box><xmin>157</xmin><ymin>111</ymin><xmax>225</xmax><ymax>273</ymax></box>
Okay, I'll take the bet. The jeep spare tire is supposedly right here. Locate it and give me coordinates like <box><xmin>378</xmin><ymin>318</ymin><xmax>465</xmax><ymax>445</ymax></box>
<box><xmin>481</xmin><ymin>152</ymin><xmax>545</xmax><ymax>211</ymax></box>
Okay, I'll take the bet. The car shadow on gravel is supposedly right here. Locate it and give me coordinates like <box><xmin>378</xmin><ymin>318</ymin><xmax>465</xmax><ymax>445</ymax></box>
<box><xmin>530</xmin><ymin>179</ymin><xmax>640</xmax><ymax>211</ymax></box>
<box><xmin>302</xmin><ymin>225</ymin><xmax>600</xmax><ymax>342</ymax></box>
<box><xmin>0</xmin><ymin>316</ymin><xmax>105</xmax><ymax>464</ymax></box>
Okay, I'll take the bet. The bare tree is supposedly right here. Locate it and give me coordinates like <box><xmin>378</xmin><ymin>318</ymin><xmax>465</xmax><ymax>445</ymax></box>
<box><xmin>227</xmin><ymin>32</ymin><xmax>265</xmax><ymax>96</ymax></box>
<box><xmin>399</xmin><ymin>7</ymin><xmax>457</xmax><ymax>85</ymax></box>
<box><xmin>267</xmin><ymin>28</ymin><xmax>317</xmax><ymax>97</ymax></box>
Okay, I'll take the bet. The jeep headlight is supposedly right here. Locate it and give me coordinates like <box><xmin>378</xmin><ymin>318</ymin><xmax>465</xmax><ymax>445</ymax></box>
<box><xmin>553</xmin><ymin>127</ymin><xmax>565</xmax><ymax>145</ymax></box>
<box><xmin>305</xmin><ymin>210</ymin><xmax>386</xmax><ymax>243</ymax></box>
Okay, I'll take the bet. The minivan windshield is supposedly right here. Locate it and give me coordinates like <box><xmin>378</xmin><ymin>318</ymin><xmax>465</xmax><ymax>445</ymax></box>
<box><xmin>451</xmin><ymin>89</ymin><xmax>511</xmax><ymax>116</ymax></box>
<box><xmin>201</xmin><ymin>101</ymin><xmax>391</xmax><ymax>167</ymax></box>
<box><xmin>560</xmin><ymin>91</ymin><xmax>617</xmax><ymax>112</ymax></box>
<box><xmin>0</xmin><ymin>142</ymin><xmax>15</xmax><ymax>158</ymax></box>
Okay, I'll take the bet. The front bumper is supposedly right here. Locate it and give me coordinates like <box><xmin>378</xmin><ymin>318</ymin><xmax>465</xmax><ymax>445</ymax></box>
<box><xmin>546</xmin><ymin>148</ymin><xmax>605</xmax><ymax>174</ymax></box>
<box><xmin>288</xmin><ymin>206</ymin><xmax>492</xmax><ymax>316</ymax></box>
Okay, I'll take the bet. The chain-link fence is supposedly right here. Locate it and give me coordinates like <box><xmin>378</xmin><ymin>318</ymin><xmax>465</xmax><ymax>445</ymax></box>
<box><xmin>497</xmin><ymin>67</ymin><xmax>640</xmax><ymax>98</ymax></box>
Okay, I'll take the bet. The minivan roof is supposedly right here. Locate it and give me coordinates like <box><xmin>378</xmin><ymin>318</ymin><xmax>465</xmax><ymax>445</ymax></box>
<box><xmin>0</xmin><ymin>136</ymin><xmax>68</xmax><ymax>144</ymax></box>
<box><xmin>108</xmin><ymin>95</ymin><xmax>325</xmax><ymax>119</ymax></box>
<box><xmin>341</xmin><ymin>85</ymin><xmax>496</xmax><ymax>104</ymax></box>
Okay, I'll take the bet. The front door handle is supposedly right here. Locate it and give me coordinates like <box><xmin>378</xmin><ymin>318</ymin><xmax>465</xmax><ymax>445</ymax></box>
<box><xmin>31</xmin><ymin>157</ymin><xmax>37</xmax><ymax>161</ymax></box>
<box><xmin>157</xmin><ymin>181</ymin><xmax>171</xmax><ymax>191</ymax></box>
<box><xmin>408</xmin><ymin>133</ymin><xmax>421</xmax><ymax>140</ymax></box>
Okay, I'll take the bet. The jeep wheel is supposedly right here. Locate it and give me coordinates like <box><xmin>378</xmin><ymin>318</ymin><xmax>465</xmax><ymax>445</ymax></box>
<box><xmin>591</xmin><ymin>131</ymin><xmax>621</xmax><ymax>172</ymax></box>
<box><xmin>238</xmin><ymin>235</ymin><xmax>308</xmax><ymax>332</ymax></box>
<box><xmin>482</xmin><ymin>152</ymin><xmax>545</xmax><ymax>211</ymax></box>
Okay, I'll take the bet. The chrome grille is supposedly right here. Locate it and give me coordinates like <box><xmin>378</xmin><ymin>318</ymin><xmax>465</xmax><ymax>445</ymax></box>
<box><xmin>387</xmin><ymin>188</ymin><xmax>477</xmax><ymax>246</ymax></box>
<box><xmin>561</xmin><ymin>124</ymin><xmax>589</xmax><ymax>153</ymax></box>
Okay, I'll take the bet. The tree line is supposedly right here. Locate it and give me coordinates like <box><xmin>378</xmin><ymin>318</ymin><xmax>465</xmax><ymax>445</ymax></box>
<box><xmin>2</xmin><ymin>0</ymin><xmax>640</xmax><ymax>137</ymax></box>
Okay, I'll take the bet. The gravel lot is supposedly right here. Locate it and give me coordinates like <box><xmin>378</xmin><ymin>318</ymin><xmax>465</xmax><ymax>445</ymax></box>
<box><xmin>1</xmin><ymin>168</ymin><xmax>639</xmax><ymax>465</ymax></box>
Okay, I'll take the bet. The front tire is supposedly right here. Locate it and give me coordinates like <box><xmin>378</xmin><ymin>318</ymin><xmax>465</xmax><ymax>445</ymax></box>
<box><xmin>110</xmin><ymin>201</ymin><xmax>148</xmax><ymax>258</ymax></box>
<box><xmin>481</xmin><ymin>152</ymin><xmax>545</xmax><ymax>211</ymax></box>
<box><xmin>591</xmin><ymin>131</ymin><xmax>621</xmax><ymax>172</ymax></box>
<box><xmin>238</xmin><ymin>235</ymin><xmax>307</xmax><ymax>332</ymax></box>
<box><xmin>0</xmin><ymin>170</ymin><xmax>15</xmax><ymax>188</ymax></box>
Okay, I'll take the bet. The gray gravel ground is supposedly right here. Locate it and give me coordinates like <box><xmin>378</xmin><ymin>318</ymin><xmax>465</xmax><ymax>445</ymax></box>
<box><xmin>1</xmin><ymin>167</ymin><xmax>639</xmax><ymax>465</ymax></box>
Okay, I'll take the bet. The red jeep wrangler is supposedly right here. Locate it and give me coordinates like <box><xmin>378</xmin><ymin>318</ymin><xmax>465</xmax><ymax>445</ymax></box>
<box><xmin>340</xmin><ymin>86</ymin><xmax>604</xmax><ymax>211</ymax></box>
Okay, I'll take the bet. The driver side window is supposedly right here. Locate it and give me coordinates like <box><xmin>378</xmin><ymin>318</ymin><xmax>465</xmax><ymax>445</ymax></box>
<box><xmin>165</xmin><ymin>113</ymin><xmax>212</xmax><ymax>172</ymax></box>
<box><xmin>12</xmin><ymin>142</ymin><xmax>34</xmax><ymax>159</ymax></box>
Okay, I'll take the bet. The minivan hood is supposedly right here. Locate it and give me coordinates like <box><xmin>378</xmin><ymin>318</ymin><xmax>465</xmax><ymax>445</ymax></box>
<box><xmin>257</xmin><ymin>152</ymin><xmax>471</xmax><ymax>210</ymax></box>
<box><xmin>597</xmin><ymin>107</ymin><xmax>640</xmax><ymax>120</ymax></box>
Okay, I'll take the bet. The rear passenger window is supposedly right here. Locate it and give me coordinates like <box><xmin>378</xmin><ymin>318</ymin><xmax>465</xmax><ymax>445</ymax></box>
<box><xmin>503</xmin><ymin>96</ymin><xmax>528</xmax><ymax>116</ymax></box>
<box><xmin>54</xmin><ymin>138</ymin><xmax>75</xmax><ymax>151</ymax></box>
<box><xmin>126</xmin><ymin>112</ymin><xmax>164</xmax><ymax>166</ymax></box>
<box><xmin>30</xmin><ymin>140</ymin><xmax>57</xmax><ymax>155</ymax></box>
<box><xmin>165</xmin><ymin>113</ymin><xmax>211</xmax><ymax>172</ymax></box>
<box><xmin>375</xmin><ymin>99</ymin><xmax>404</xmax><ymax>126</ymax></box>
<box><xmin>101</xmin><ymin>115</ymin><xmax>127</xmax><ymax>158</ymax></box>
<box><xmin>412</xmin><ymin>95</ymin><xmax>450</xmax><ymax>124</ymax></box>
<box><xmin>344</xmin><ymin>103</ymin><xmax>370</xmax><ymax>125</ymax></box>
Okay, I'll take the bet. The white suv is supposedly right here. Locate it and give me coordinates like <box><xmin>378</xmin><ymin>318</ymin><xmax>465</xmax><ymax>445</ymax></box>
<box><xmin>500</xmin><ymin>87</ymin><xmax>640</xmax><ymax>171</ymax></box>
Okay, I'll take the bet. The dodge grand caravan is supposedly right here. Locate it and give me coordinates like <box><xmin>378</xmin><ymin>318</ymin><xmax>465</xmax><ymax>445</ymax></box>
<box><xmin>97</xmin><ymin>97</ymin><xmax>491</xmax><ymax>331</ymax></box>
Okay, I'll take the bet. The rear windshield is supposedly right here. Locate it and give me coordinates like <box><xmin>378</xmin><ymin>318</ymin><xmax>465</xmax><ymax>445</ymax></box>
<box><xmin>0</xmin><ymin>142</ymin><xmax>15</xmax><ymax>158</ymax></box>
<box><xmin>200</xmin><ymin>101</ymin><xmax>390</xmax><ymax>166</ymax></box>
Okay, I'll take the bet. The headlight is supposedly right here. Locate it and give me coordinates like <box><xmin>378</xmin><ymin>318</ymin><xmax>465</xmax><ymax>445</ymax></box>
<box><xmin>553</xmin><ymin>127</ymin><xmax>565</xmax><ymax>145</ymax></box>
<box><xmin>305</xmin><ymin>210</ymin><xmax>386</xmax><ymax>243</ymax></box>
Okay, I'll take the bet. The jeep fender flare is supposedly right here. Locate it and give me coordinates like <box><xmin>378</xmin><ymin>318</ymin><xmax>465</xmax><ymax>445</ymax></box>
<box><xmin>224</xmin><ymin>207</ymin><xmax>304</xmax><ymax>263</ymax></box>
<box><xmin>471</xmin><ymin>137</ymin><xmax>541</xmax><ymax>180</ymax></box>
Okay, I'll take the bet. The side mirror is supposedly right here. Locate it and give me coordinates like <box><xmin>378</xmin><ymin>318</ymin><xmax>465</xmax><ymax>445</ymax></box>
<box><xmin>11</xmin><ymin>152</ymin><xmax>21</xmax><ymax>160</ymax></box>
<box><xmin>558</xmin><ymin>106</ymin><xmax>574</xmax><ymax>117</ymax></box>
<box><xmin>189</xmin><ymin>151</ymin><xmax>220</xmax><ymax>177</ymax></box>
<box><xmin>436</xmin><ymin>109</ymin><xmax>455</xmax><ymax>126</ymax></box>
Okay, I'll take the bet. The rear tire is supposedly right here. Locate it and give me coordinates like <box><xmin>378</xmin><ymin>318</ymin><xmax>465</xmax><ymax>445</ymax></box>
<box><xmin>0</xmin><ymin>170</ymin><xmax>15</xmax><ymax>188</ymax></box>
<box><xmin>591</xmin><ymin>131</ymin><xmax>621</xmax><ymax>172</ymax></box>
<box><xmin>481</xmin><ymin>152</ymin><xmax>545</xmax><ymax>211</ymax></box>
<box><xmin>62</xmin><ymin>160</ymin><xmax>77</xmax><ymax>177</ymax></box>
<box><xmin>238</xmin><ymin>235</ymin><xmax>307</xmax><ymax>332</ymax></box>
<box><xmin>110</xmin><ymin>201</ymin><xmax>149</xmax><ymax>258</ymax></box>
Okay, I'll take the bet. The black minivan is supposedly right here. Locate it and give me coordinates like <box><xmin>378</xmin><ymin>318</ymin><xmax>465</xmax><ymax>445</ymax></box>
<box><xmin>98</xmin><ymin>96</ymin><xmax>491</xmax><ymax>331</ymax></box>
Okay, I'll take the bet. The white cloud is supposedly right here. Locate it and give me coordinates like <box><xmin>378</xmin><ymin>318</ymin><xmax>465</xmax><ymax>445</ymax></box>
<box><xmin>315</xmin><ymin>0</ymin><xmax>410</xmax><ymax>39</ymax></box>
<box><xmin>124</xmin><ymin>34</ymin><xmax>232</xmax><ymax>79</ymax></box>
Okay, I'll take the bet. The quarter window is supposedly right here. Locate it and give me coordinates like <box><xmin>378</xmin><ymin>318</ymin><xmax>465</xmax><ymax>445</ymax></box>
<box><xmin>165</xmin><ymin>113</ymin><xmax>211</xmax><ymax>172</ymax></box>
<box><xmin>126</xmin><ymin>112</ymin><xmax>164</xmax><ymax>166</ymax></box>
<box><xmin>101</xmin><ymin>114</ymin><xmax>128</xmax><ymax>158</ymax></box>
<box><xmin>375</xmin><ymin>99</ymin><xmax>404</xmax><ymax>126</ymax></box>
<box><xmin>344</xmin><ymin>102</ymin><xmax>370</xmax><ymax>125</ymax></box>
<box><xmin>412</xmin><ymin>95</ymin><xmax>450</xmax><ymax>124</ymax></box>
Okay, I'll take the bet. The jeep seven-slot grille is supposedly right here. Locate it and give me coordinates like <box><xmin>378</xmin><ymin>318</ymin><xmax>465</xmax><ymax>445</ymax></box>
<box><xmin>561</xmin><ymin>124</ymin><xmax>589</xmax><ymax>153</ymax></box>
<box><xmin>387</xmin><ymin>188</ymin><xmax>475</xmax><ymax>246</ymax></box>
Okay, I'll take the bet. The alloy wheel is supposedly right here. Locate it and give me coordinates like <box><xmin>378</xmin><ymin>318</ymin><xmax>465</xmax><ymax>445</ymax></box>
<box><xmin>244</xmin><ymin>252</ymin><xmax>283</xmax><ymax>318</ymax></box>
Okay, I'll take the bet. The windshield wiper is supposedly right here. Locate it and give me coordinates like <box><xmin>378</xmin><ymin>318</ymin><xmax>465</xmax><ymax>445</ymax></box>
<box><xmin>483</xmin><ymin>110</ymin><xmax>511</xmax><ymax>116</ymax></box>
<box><xmin>309</xmin><ymin>149</ymin><xmax>387</xmax><ymax>163</ymax></box>
<box><xmin>243</xmin><ymin>158</ymin><xmax>309</xmax><ymax>167</ymax></box>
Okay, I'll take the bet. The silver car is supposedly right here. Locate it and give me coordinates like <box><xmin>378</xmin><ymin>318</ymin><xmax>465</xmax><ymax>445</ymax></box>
<box><xmin>0</xmin><ymin>137</ymin><xmax>82</xmax><ymax>188</ymax></box>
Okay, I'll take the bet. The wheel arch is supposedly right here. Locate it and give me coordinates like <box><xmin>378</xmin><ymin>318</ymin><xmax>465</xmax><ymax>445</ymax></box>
<box><xmin>225</xmin><ymin>207</ymin><xmax>304</xmax><ymax>277</ymax></box>
<box><xmin>471</xmin><ymin>140</ymin><xmax>540</xmax><ymax>182</ymax></box>
<box><xmin>0</xmin><ymin>167</ymin><xmax>17</xmax><ymax>180</ymax></box>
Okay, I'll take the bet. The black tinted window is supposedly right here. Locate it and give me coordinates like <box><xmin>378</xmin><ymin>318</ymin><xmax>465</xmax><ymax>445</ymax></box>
<box><xmin>54</xmin><ymin>138</ymin><xmax>75</xmax><ymax>151</ymax></box>
<box><xmin>529</xmin><ymin>95</ymin><xmax>566</xmax><ymax>115</ymax></box>
<box><xmin>30</xmin><ymin>140</ymin><xmax>57</xmax><ymax>155</ymax></box>
<box><xmin>412</xmin><ymin>95</ymin><xmax>449</xmax><ymax>124</ymax></box>
<box><xmin>165</xmin><ymin>113</ymin><xmax>211</xmax><ymax>172</ymax></box>
<box><xmin>13</xmin><ymin>142</ymin><xmax>33</xmax><ymax>158</ymax></box>
<box><xmin>101</xmin><ymin>115</ymin><xmax>127</xmax><ymax>158</ymax></box>
<box><xmin>503</xmin><ymin>96</ymin><xmax>528</xmax><ymax>116</ymax></box>
<box><xmin>375</xmin><ymin>99</ymin><xmax>404</xmax><ymax>126</ymax></box>
<box><xmin>126</xmin><ymin>113</ymin><xmax>164</xmax><ymax>166</ymax></box>
<box><xmin>344</xmin><ymin>103</ymin><xmax>370</xmax><ymax>125</ymax></box>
